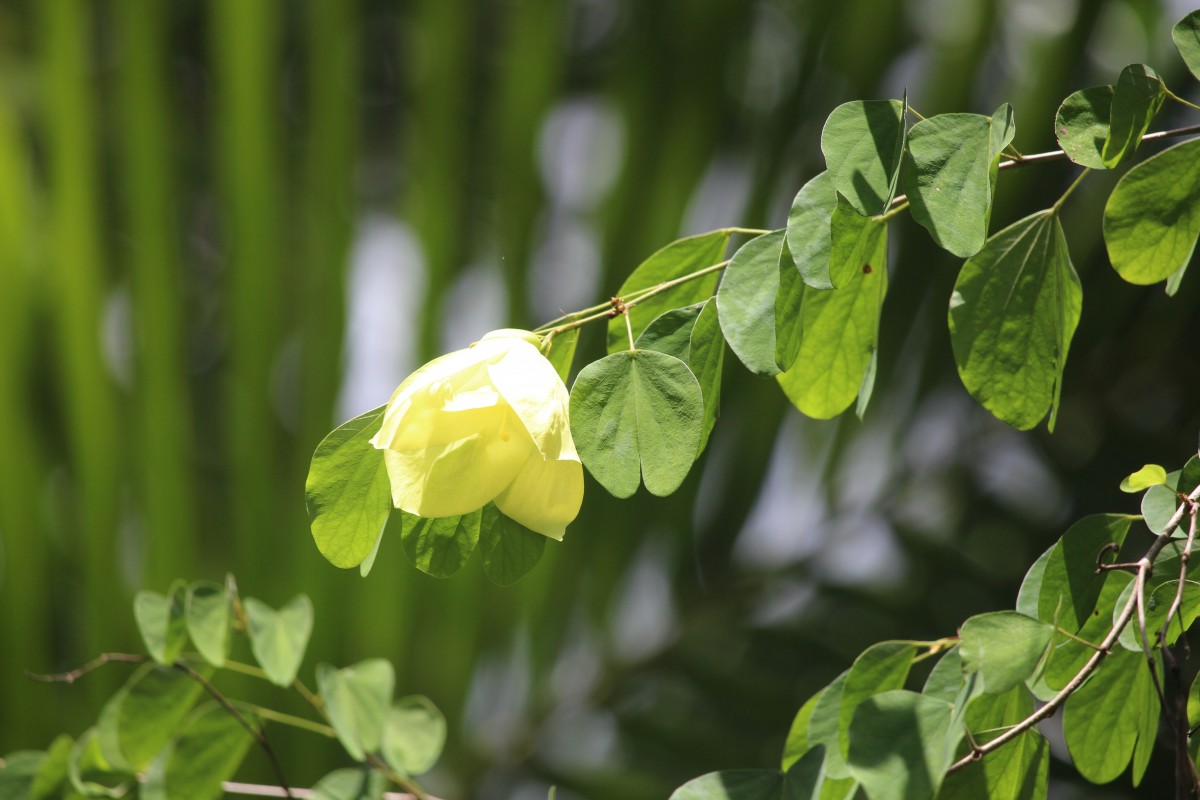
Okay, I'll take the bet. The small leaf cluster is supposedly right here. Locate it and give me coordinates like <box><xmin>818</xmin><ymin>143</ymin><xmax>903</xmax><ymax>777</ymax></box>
<box><xmin>0</xmin><ymin>577</ymin><xmax>446</xmax><ymax>800</ymax></box>
<box><xmin>670</xmin><ymin>456</ymin><xmax>1200</xmax><ymax>799</ymax></box>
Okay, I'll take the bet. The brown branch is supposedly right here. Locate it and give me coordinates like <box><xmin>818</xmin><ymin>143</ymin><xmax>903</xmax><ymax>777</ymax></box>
<box><xmin>222</xmin><ymin>781</ymin><xmax>440</xmax><ymax>800</ymax></box>
<box><xmin>947</xmin><ymin>482</ymin><xmax>1200</xmax><ymax>775</ymax></box>
<box><xmin>25</xmin><ymin>652</ymin><xmax>148</xmax><ymax>683</ymax></box>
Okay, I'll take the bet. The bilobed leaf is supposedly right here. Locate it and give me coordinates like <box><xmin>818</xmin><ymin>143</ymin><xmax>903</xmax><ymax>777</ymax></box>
<box><xmin>1062</xmin><ymin>648</ymin><xmax>1154</xmax><ymax>784</ymax></box>
<box><xmin>1038</xmin><ymin>514</ymin><xmax>1136</xmax><ymax>632</ymax></box>
<box><xmin>311</xmin><ymin>768</ymin><xmax>386</xmax><ymax>800</ymax></box>
<box><xmin>777</xmin><ymin>219</ymin><xmax>887</xmax><ymax>419</ymax></box>
<box><xmin>837</xmin><ymin>642</ymin><xmax>917</xmax><ymax>764</ymax></box>
<box><xmin>381</xmin><ymin>695</ymin><xmax>446</xmax><ymax>776</ymax></box>
<box><xmin>786</xmin><ymin>172</ymin><xmax>837</xmax><ymax>289</ymax></box>
<box><xmin>1174</xmin><ymin>10</ymin><xmax>1200</xmax><ymax>80</ymax></box>
<box><xmin>478</xmin><ymin>503</ymin><xmax>545</xmax><ymax>586</ymax></box>
<box><xmin>948</xmin><ymin>210</ymin><xmax>1081</xmax><ymax>431</ymax></box>
<box><xmin>1116</xmin><ymin>578</ymin><xmax>1200</xmax><ymax>651</ymax></box>
<box><xmin>959</xmin><ymin>612</ymin><xmax>1054</xmax><ymax>694</ymax></box>
<box><xmin>186</xmin><ymin>581</ymin><xmax>230</xmax><ymax>667</ymax></box>
<box><xmin>716</xmin><ymin>229</ymin><xmax>790</xmax><ymax>376</ymax></box>
<box><xmin>543</xmin><ymin>329</ymin><xmax>578</xmax><ymax>384</ymax></box>
<box><xmin>141</xmin><ymin>703</ymin><xmax>256</xmax><ymax>800</ymax></box>
<box><xmin>846</xmin><ymin>690</ymin><xmax>958</xmax><ymax>800</ymax></box>
<box><xmin>570</xmin><ymin>350</ymin><xmax>704</xmax><ymax>498</ymax></box>
<box><xmin>1141</xmin><ymin>457</ymin><xmax>1200</xmax><ymax>533</ymax></box>
<box><xmin>903</xmin><ymin>104</ymin><xmax>1015</xmax><ymax>257</ymax></box>
<box><xmin>820</xmin><ymin>98</ymin><xmax>907</xmax><ymax>216</ymax></box>
<box><xmin>400</xmin><ymin>509</ymin><xmax>481</xmax><ymax>578</ymax></box>
<box><xmin>1055</xmin><ymin>86</ymin><xmax>1114</xmax><ymax>169</ymax></box>
<box><xmin>96</xmin><ymin>664</ymin><xmax>206</xmax><ymax>771</ymax></box>
<box><xmin>607</xmin><ymin>230</ymin><xmax>732</xmax><ymax>352</ymax></box>
<box><xmin>643</xmin><ymin>298</ymin><xmax>724</xmax><ymax>450</ymax></box>
<box><xmin>1101</xmin><ymin>64</ymin><xmax>1164</xmax><ymax>168</ymax></box>
<box><xmin>1104</xmin><ymin>138</ymin><xmax>1200</xmax><ymax>288</ymax></box>
<box><xmin>134</xmin><ymin>582</ymin><xmax>188</xmax><ymax>665</ymax></box>
<box><xmin>1121</xmin><ymin>464</ymin><xmax>1167</xmax><ymax>493</ymax></box>
<box><xmin>318</xmin><ymin>659</ymin><xmax>395</xmax><ymax>762</ymax></box>
<box><xmin>306</xmin><ymin>405</ymin><xmax>391</xmax><ymax>569</ymax></box>
<box><xmin>244</xmin><ymin>594</ymin><xmax>313</xmax><ymax>687</ymax></box>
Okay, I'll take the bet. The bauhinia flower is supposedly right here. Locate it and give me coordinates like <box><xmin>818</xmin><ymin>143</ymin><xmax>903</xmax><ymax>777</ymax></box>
<box><xmin>370</xmin><ymin>329</ymin><xmax>583</xmax><ymax>540</ymax></box>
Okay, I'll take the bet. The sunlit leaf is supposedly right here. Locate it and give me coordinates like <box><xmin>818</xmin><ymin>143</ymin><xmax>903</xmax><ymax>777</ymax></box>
<box><xmin>716</xmin><ymin>229</ymin><xmax>802</xmax><ymax>375</ymax></box>
<box><xmin>306</xmin><ymin>406</ymin><xmax>391</xmax><ymax>570</ymax></box>
<box><xmin>1121</xmin><ymin>464</ymin><xmax>1168</xmax><ymax>493</ymax></box>
<box><xmin>959</xmin><ymin>612</ymin><xmax>1053</xmax><ymax>694</ymax></box>
<box><xmin>1101</xmin><ymin>64</ymin><xmax>1164</xmax><ymax>168</ymax></box>
<box><xmin>1062</xmin><ymin>648</ymin><xmax>1154</xmax><ymax>784</ymax></box>
<box><xmin>846</xmin><ymin>690</ymin><xmax>959</xmax><ymax>800</ymax></box>
<box><xmin>607</xmin><ymin>230</ymin><xmax>732</xmax><ymax>352</ymax></box>
<box><xmin>244</xmin><ymin>594</ymin><xmax>313</xmax><ymax>687</ymax></box>
<box><xmin>1055</xmin><ymin>86</ymin><xmax>1113</xmax><ymax>169</ymax></box>
<box><xmin>381</xmin><ymin>695</ymin><xmax>446</xmax><ymax>776</ymax></box>
<box><xmin>820</xmin><ymin>98</ymin><xmax>906</xmax><ymax>216</ymax></box>
<box><xmin>1037</xmin><ymin>514</ymin><xmax>1136</xmax><ymax>632</ymax></box>
<box><xmin>317</xmin><ymin>659</ymin><xmax>395</xmax><ymax>762</ymax></box>
<box><xmin>96</xmin><ymin>664</ymin><xmax>205</xmax><ymax>771</ymax></box>
<box><xmin>903</xmin><ymin>104</ymin><xmax>1015</xmax><ymax>257</ymax></box>
<box><xmin>787</xmin><ymin>172</ymin><xmax>838</xmax><ymax>289</ymax></box>
<box><xmin>837</xmin><ymin>642</ymin><xmax>916</xmax><ymax>763</ymax></box>
<box><xmin>949</xmin><ymin>210</ymin><xmax>1081</xmax><ymax>431</ymax></box>
<box><xmin>571</xmin><ymin>350</ymin><xmax>704</xmax><ymax>498</ymax></box>
<box><xmin>141</xmin><ymin>703</ymin><xmax>256</xmax><ymax>800</ymax></box>
<box><xmin>1104</xmin><ymin>138</ymin><xmax>1200</xmax><ymax>288</ymax></box>
<box><xmin>186</xmin><ymin>581</ymin><xmax>230</xmax><ymax>667</ymax></box>
<box><xmin>543</xmin><ymin>328</ymin><xmax>579</xmax><ymax>384</ymax></box>
<box><xmin>1174</xmin><ymin>10</ymin><xmax>1200</xmax><ymax>80</ymax></box>
<box><xmin>134</xmin><ymin>582</ymin><xmax>188</xmax><ymax>666</ymax></box>
<box><xmin>940</xmin><ymin>688</ymin><xmax>1047</xmax><ymax>800</ymax></box>
<box><xmin>922</xmin><ymin>647</ymin><xmax>964</xmax><ymax>705</ymax></box>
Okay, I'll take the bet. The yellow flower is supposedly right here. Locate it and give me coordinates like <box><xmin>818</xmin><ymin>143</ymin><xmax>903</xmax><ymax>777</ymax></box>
<box><xmin>370</xmin><ymin>329</ymin><xmax>583</xmax><ymax>540</ymax></box>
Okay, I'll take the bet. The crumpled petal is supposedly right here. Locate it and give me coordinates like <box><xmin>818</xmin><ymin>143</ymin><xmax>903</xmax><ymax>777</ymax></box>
<box><xmin>486</xmin><ymin>339</ymin><xmax>576</xmax><ymax>459</ymax></box>
<box><xmin>493</xmin><ymin>450</ymin><xmax>584</xmax><ymax>540</ymax></box>
<box><xmin>384</xmin><ymin>405</ymin><xmax>536</xmax><ymax>518</ymax></box>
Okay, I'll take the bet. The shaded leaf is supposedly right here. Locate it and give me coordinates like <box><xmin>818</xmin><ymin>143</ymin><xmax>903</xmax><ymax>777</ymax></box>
<box><xmin>244</xmin><ymin>595</ymin><xmax>313</xmax><ymax>687</ymax></box>
<box><xmin>311</xmin><ymin>769</ymin><xmax>386</xmax><ymax>800</ymax></box>
<box><xmin>838</xmin><ymin>642</ymin><xmax>917</xmax><ymax>764</ymax></box>
<box><xmin>571</xmin><ymin>350</ymin><xmax>704</xmax><ymax>498</ymax></box>
<box><xmin>1037</xmin><ymin>514</ymin><xmax>1136</xmax><ymax>632</ymax></box>
<box><xmin>716</xmin><ymin>230</ymin><xmax>795</xmax><ymax>375</ymax></box>
<box><xmin>922</xmin><ymin>648</ymin><xmax>964</xmax><ymax>705</ymax></box>
<box><xmin>787</xmin><ymin>172</ymin><xmax>838</xmax><ymax>289</ymax></box>
<box><xmin>948</xmin><ymin>210</ymin><xmax>1081</xmax><ymax>431</ymax></box>
<box><xmin>1062</xmin><ymin>648</ymin><xmax>1154</xmax><ymax>784</ymax></box>
<box><xmin>381</xmin><ymin>695</ymin><xmax>446</xmax><ymax>776</ymax></box>
<box><xmin>141</xmin><ymin>703</ymin><xmax>256</xmax><ymax>800</ymax></box>
<box><xmin>134</xmin><ymin>583</ymin><xmax>188</xmax><ymax>665</ymax></box>
<box><xmin>478</xmin><ymin>503</ymin><xmax>545</xmax><ymax>586</ymax></box>
<box><xmin>1101</xmin><ymin>64</ymin><xmax>1164</xmax><ymax>168</ymax></box>
<box><xmin>543</xmin><ymin>329</ymin><xmax>578</xmax><ymax>384</ymax></box>
<box><xmin>1174</xmin><ymin>10</ymin><xmax>1200</xmax><ymax>81</ymax></box>
<box><xmin>1015</xmin><ymin>545</ymin><xmax>1053</xmax><ymax>621</ymax></box>
<box><xmin>306</xmin><ymin>406</ymin><xmax>391</xmax><ymax>569</ymax></box>
<box><xmin>400</xmin><ymin>509</ymin><xmax>481</xmax><ymax>578</ymax></box>
<box><xmin>1104</xmin><ymin>138</ymin><xmax>1200</xmax><ymax>287</ymax></box>
<box><xmin>607</xmin><ymin>230</ymin><xmax>732</xmax><ymax>351</ymax></box>
<box><xmin>904</xmin><ymin>104</ymin><xmax>1015</xmax><ymax>257</ymax></box>
<box><xmin>846</xmin><ymin>690</ymin><xmax>959</xmax><ymax>800</ymax></box>
<box><xmin>186</xmin><ymin>581</ymin><xmax>230</xmax><ymax>667</ymax></box>
<box><xmin>1043</xmin><ymin>571</ymin><xmax>1131</xmax><ymax>690</ymax></box>
<box><xmin>96</xmin><ymin>664</ymin><xmax>206</xmax><ymax>771</ymax></box>
<box><xmin>1055</xmin><ymin>86</ymin><xmax>1113</xmax><ymax>169</ymax></box>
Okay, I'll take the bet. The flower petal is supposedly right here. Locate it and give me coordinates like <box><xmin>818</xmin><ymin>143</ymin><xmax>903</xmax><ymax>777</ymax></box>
<box><xmin>383</xmin><ymin>406</ymin><xmax>536</xmax><ymax>518</ymax></box>
<box><xmin>493</xmin><ymin>452</ymin><xmax>584</xmax><ymax>540</ymax></box>
<box><xmin>486</xmin><ymin>340</ymin><xmax>576</xmax><ymax>459</ymax></box>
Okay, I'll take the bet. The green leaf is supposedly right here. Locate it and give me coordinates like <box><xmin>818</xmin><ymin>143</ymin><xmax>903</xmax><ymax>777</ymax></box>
<box><xmin>775</xmin><ymin>239</ymin><xmax>806</xmax><ymax>372</ymax></box>
<box><xmin>400</xmin><ymin>509</ymin><xmax>481</xmax><ymax>578</ymax></box>
<box><xmin>1101</xmin><ymin>64</ymin><xmax>1164</xmax><ymax>168</ymax></box>
<box><xmin>959</xmin><ymin>612</ymin><xmax>1053</xmax><ymax>694</ymax></box>
<box><xmin>30</xmin><ymin>735</ymin><xmax>73</xmax><ymax>800</ymax></box>
<box><xmin>96</xmin><ymin>664</ymin><xmax>206</xmax><ymax>771</ymax></box>
<box><xmin>311</xmin><ymin>769</ymin><xmax>386</xmax><ymax>800</ymax></box>
<box><xmin>1141</xmin><ymin>457</ymin><xmax>1200</xmax><ymax>533</ymax></box>
<box><xmin>0</xmin><ymin>751</ymin><xmax>44</xmax><ymax>800</ymax></box>
<box><xmin>1037</xmin><ymin>514</ymin><xmax>1135</xmax><ymax>632</ymax></box>
<box><xmin>1121</xmin><ymin>464</ymin><xmax>1168</xmax><ymax>493</ymax></box>
<box><xmin>186</xmin><ymin>581</ymin><xmax>230</xmax><ymax>667</ymax></box>
<box><xmin>1174</xmin><ymin>10</ymin><xmax>1200</xmax><ymax>81</ymax></box>
<box><xmin>317</xmin><ymin>659</ymin><xmax>395</xmax><ymax>762</ymax></box>
<box><xmin>636</xmin><ymin>298</ymin><xmax>725</xmax><ymax>452</ymax></box>
<box><xmin>939</xmin><ymin>689</ymin><xmax>1048</xmax><ymax>800</ymax></box>
<box><xmin>781</xmin><ymin>688</ymin><xmax>824</xmax><ymax>769</ymax></box>
<box><xmin>668</xmin><ymin>770</ymin><xmax>783</xmax><ymax>800</ymax></box>
<box><xmin>134</xmin><ymin>582</ymin><xmax>188</xmax><ymax>665</ymax></box>
<box><xmin>922</xmin><ymin>648</ymin><xmax>964</xmax><ymax>704</ymax></box>
<box><xmin>306</xmin><ymin>405</ymin><xmax>391</xmax><ymax>569</ymax></box>
<box><xmin>1055</xmin><ymin>85</ymin><xmax>1114</xmax><ymax>169</ymax></box>
<box><xmin>359</xmin><ymin>525</ymin><xmax>385</xmax><ymax>578</ymax></box>
<box><xmin>477</xmin><ymin>504</ymin><xmax>545</xmax><ymax>586</ymax></box>
<box><xmin>716</xmin><ymin>229</ymin><xmax>798</xmax><ymax>375</ymax></box>
<box><xmin>141</xmin><ymin>703</ymin><xmax>256</xmax><ymax>800</ymax></box>
<box><xmin>846</xmin><ymin>690</ymin><xmax>958</xmax><ymax>800</ymax></box>
<box><xmin>381</xmin><ymin>695</ymin><xmax>446</xmax><ymax>776</ymax></box>
<box><xmin>1116</xmin><ymin>578</ymin><xmax>1200</xmax><ymax>651</ymax></box>
<box><xmin>903</xmin><ymin>104</ymin><xmax>1015</xmax><ymax>258</ymax></box>
<box><xmin>543</xmin><ymin>328</ymin><xmax>579</xmax><ymax>384</ymax></box>
<box><xmin>244</xmin><ymin>594</ymin><xmax>313</xmax><ymax>687</ymax></box>
<box><xmin>948</xmin><ymin>209</ymin><xmax>1081</xmax><ymax>431</ymax></box>
<box><xmin>837</xmin><ymin>642</ymin><xmax>917</xmax><ymax>764</ymax></box>
<box><xmin>828</xmin><ymin>196</ymin><xmax>877</xmax><ymax>289</ymax></box>
<box><xmin>820</xmin><ymin>98</ymin><xmax>907</xmax><ymax>216</ymax></box>
<box><xmin>1062</xmin><ymin>648</ymin><xmax>1154</xmax><ymax>784</ymax></box>
<box><xmin>1015</xmin><ymin>545</ymin><xmax>1053</xmax><ymax>620</ymax></box>
<box><xmin>570</xmin><ymin>349</ymin><xmax>704</xmax><ymax>498</ymax></box>
<box><xmin>67</xmin><ymin>729</ymin><xmax>131</xmax><ymax>799</ymax></box>
<box><xmin>787</xmin><ymin>172</ymin><xmax>838</xmax><ymax>289</ymax></box>
<box><xmin>607</xmin><ymin>230</ymin><xmax>732</xmax><ymax>352</ymax></box>
<box><xmin>1104</xmin><ymin>138</ymin><xmax>1200</xmax><ymax>288</ymax></box>
<box><xmin>777</xmin><ymin>219</ymin><xmax>887</xmax><ymax>419</ymax></box>
<box><xmin>807</xmin><ymin>671</ymin><xmax>851</xmax><ymax>779</ymax></box>
<box><xmin>1043</xmin><ymin>570</ymin><xmax>1131</xmax><ymax>690</ymax></box>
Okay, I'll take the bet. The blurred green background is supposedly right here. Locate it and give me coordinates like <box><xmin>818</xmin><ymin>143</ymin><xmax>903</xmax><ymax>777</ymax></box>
<box><xmin>2</xmin><ymin>0</ymin><xmax>1200</xmax><ymax>797</ymax></box>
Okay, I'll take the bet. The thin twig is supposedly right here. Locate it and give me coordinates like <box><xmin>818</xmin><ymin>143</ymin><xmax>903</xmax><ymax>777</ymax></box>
<box><xmin>222</xmin><ymin>782</ymin><xmax>438</xmax><ymax>800</ymax></box>
<box><xmin>1134</xmin><ymin>566</ymin><xmax>1170</xmax><ymax>716</ymax></box>
<box><xmin>171</xmin><ymin>661</ymin><xmax>294</xmax><ymax>799</ymax></box>
<box><xmin>1159</xmin><ymin>507</ymin><xmax>1198</xmax><ymax>652</ymax></box>
<box><xmin>25</xmin><ymin>652</ymin><xmax>148</xmax><ymax>683</ymax></box>
<box><xmin>947</xmin><ymin>482</ymin><xmax>1200</xmax><ymax>774</ymax></box>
